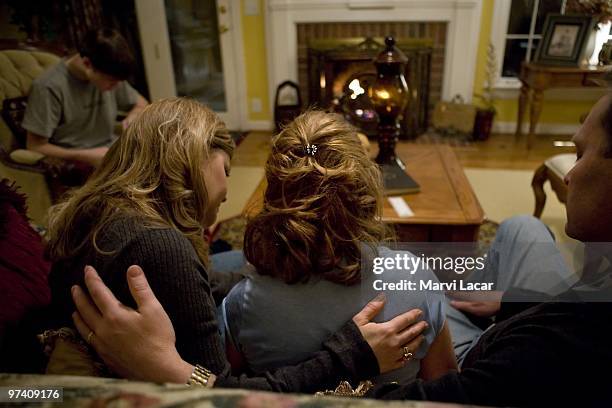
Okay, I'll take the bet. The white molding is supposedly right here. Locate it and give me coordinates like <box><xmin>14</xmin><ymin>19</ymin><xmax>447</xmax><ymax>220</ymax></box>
<box><xmin>268</xmin><ymin>0</ymin><xmax>481</xmax><ymax>10</ymax></box>
<box><xmin>230</xmin><ymin>0</ymin><xmax>248</xmax><ymax>130</ymax></box>
<box><xmin>490</xmin><ymin>0</ymin><xmax>512</xmax><ymax>87</ymax></box>
<box><xmin>445</xmin><ymin>0</ymin><xmax>483</xmax><ymax>102</ymax></box>
<box><xmin>264</xmin><ymin>0</ymin><xmax>275</xmax><ymax>123</ymax></box>
<box><xmin>494</xmin><ymin>77</ymin><xmax>521</xmax><ymax>90</ymax></box>
<box><xmin>265</xmin><ymin>0</ymin><xmax>483</xmax><ymax>113</ymax></box>
<box><xmin>136</xmin><ymin>0</ymin><xmax>244</xmax><ymax>129</ymax></box>
<box><xmin>494</xmin><ymin>121</ymin><xmax>579</xmax><ymax>135</ymax></box>
<box><xmin>134</xmin><ymin>0</ymin><xmax>177</xmax><ymax>100</ymax></box>
<box><xmin>492</xmin><ymin>86</ymin><xmax>607</xmax><ymax>101</ymax></box>
<box><xmin>215</xmin><ymin>0</ymin><xmax>242</xmax><ymax>128</ymax></box>
<box><xmin>245</xmin><ymin>120</ymin><xmax>274</xmax><ymax>131</ymax></box>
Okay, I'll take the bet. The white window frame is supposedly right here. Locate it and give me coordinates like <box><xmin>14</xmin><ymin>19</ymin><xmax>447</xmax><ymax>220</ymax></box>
<box><xmin>490</xmin><ymin>0</ymin><xmax>568</xmax><ymax>90</ymax></box>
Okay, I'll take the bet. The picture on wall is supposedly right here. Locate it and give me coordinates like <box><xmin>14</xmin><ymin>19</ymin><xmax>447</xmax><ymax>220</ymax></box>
<box><xmin>548</xmin><ymin>24</ymin><xmax>580</xmax><ymax>57</ymax></box>
<box><xmin>534</xmin><ymin>14</ymin><xmax>596</xmax><ymax>66</ymax></box>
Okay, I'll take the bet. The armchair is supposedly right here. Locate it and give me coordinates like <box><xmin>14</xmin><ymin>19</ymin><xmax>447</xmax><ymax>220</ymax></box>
<box><xmin>532</xmin><ymin>153</ymin><xmax>575</xmax><ymax>218</ymax></box>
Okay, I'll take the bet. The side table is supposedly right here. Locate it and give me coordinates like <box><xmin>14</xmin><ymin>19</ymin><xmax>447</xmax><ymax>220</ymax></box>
<box><xmin>514</xmin><ymin>63</ymin><xmax>611</xmax><ymax>149</ymax></box>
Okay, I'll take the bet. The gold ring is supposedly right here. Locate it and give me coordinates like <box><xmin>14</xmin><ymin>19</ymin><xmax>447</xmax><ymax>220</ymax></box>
<box><xmin>86</xmin><ymin>331</ymin><xmax>95</xmax><ymax>344</ymax></box>
<box><xmin>402</xmin><ymin>346</ymin><xmax>413</xmax><ymax>361</ymax></box>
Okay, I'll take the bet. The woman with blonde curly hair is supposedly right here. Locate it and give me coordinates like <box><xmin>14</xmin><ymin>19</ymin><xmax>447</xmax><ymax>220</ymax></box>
<box><xmin>223</xmin><ymin>110</ymin><xmax>457</xmax><ymax>382</ymax></box>
<box><xmin>45</xmin><ymin>98</ymin><xmax>426</xmax><ymax>391</ymax></box>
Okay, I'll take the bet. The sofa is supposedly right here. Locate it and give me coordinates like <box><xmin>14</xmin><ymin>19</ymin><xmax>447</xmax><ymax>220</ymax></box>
<box><xmin>0</xmin><ymin>373</ymin><xmax>465</xmax><ymax>407</ymax></box>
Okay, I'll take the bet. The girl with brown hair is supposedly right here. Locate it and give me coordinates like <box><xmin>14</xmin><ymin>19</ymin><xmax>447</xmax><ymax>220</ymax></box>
<box><xmin>222</xmin><ymin>110</ymin><xmax>457</xmax><ymax>382</ymax></box>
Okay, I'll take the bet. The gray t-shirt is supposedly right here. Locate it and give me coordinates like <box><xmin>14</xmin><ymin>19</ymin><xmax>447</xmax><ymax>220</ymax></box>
<box><xmin>221</xmin><ymin>246</ymin><xmax>446</xmax><ymax>384</ymax></box>
<box><xmin>22</xmin><ymin>60</ymin><xmax>138</xmax><ymax>148</ymax></box>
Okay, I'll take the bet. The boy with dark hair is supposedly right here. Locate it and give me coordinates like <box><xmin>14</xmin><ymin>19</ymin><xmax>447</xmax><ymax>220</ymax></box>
<box><xmin>23</xmin><ymin>27</ymin><xmax>148</xmax><ymax>167</ymax></box>
<box><xmin>79</xmin><ymin>27</ymin><xmax>135</xmax><ymax>81</ymax></box>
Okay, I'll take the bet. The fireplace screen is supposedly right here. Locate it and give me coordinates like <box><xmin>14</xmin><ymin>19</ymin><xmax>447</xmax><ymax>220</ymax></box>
<box><xmin>307</xmin><ymin>37</ymin><xmax>433</xmax><ymax>139</ymax></box>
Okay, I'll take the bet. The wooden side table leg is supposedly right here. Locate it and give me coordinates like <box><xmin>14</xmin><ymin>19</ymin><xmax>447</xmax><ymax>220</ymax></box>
<box><xmin>515</xmin><ymin>84</ymin><xmax>529</xmax><ymax>141</ymax></box>
<box><xmin>532</xmin><ymin>163</ymin><xmax>548</xmax><ymax>218</ymax></box>
<box><xmin>528</xmin><ymin>89</ymin><xmax>543</xmax><ymax>150</ymax></box>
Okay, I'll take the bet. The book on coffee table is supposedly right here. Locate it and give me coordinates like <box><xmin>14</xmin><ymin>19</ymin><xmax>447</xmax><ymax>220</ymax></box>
<box><xmin>380</xmin><ymin>163</ymin><xmax>420</xmax><ymax>195</ymax></box>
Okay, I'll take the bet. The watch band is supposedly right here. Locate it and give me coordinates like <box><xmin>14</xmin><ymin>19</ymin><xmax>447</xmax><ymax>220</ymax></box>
<box><xmin>187</xmin><ymin>364</ymin><xmax>213</xmax><ymax>387</ymax></box>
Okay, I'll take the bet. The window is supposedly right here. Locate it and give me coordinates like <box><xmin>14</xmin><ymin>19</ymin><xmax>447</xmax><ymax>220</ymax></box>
<box><xmin>492</xmin><ymin>0</ymin><xmax>566</xmax><ymax>87</ymax></box>
<box><xmin>492</xmin><ymin>0</ymin><xmax>612</xmax><ymax>89</ymax></box>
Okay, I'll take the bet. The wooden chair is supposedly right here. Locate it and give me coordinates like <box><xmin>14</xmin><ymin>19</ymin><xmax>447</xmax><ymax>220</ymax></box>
<box><xmin>532</xmin><ymin>153</ymin><xmax>575</xmax><ymax>218</ymax></box>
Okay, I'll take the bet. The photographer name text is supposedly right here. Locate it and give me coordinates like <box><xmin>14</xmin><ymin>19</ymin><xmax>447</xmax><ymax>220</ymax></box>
<box><xmin>373</xmin><ymin>279</ymin><xmax>494</xmax><ymax>291</ymax></box>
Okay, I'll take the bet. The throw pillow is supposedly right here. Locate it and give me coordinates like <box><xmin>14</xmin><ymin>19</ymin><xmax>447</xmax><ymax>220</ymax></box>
<box><xmin>0</xmin><ymin>179</ymin><xmax>51</xmax><ymax>372</ymax></box>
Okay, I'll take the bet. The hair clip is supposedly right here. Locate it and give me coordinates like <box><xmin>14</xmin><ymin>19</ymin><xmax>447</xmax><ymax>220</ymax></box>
<box><xmin>305</xmin><ymin>144</ymin><xmax>318</xmax><ymax>156</ymax></box>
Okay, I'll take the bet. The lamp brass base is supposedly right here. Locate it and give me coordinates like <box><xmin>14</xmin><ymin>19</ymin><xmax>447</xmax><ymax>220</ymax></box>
<box><xmin>380</xmin><ymin>158</ymin><xmax>420</xmax><ymax>195</ymax></box>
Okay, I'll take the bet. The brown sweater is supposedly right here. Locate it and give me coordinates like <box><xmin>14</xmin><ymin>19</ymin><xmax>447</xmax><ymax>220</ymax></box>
<box><xmin>49</xmin><ymin>217</ymin><xmax>379</xmax><ymax>391</ymax></box>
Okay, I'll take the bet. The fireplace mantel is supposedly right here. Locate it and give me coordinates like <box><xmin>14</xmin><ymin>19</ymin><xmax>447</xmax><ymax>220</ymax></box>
<box><xmin>266</xmin><ymin>0</ymin><xmax>483</xmax><ymax>111</ymax></box>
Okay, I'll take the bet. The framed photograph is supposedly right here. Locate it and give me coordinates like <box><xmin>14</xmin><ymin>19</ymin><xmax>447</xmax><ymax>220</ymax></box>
<box><xmin>534</xmin><ymin>14</ymin><xmax>596</xmax><ymax>66</ymax></box>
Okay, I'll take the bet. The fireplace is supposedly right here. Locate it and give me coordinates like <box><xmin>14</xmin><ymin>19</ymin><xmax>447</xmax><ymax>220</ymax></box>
<box><xmin>305</xmin><ymin>37</ymin><xmax>433</xmax><ymax>139</ymax></box>
<box><xmin>266</xmin><ymin>0</ymin><xmax>483</xmax><ymax>130</ymax></box>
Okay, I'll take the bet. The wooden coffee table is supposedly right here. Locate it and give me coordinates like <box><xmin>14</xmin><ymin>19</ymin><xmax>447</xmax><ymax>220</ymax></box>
<box><xmin>243</xmin><ymin>143</ymin><xmax>484</xmax><ymax>242</ymax></box>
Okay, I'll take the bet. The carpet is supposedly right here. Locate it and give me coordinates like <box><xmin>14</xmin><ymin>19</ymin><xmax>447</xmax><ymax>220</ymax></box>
<box><xmin>463</xmin><ymin>168</ymin><xmax>574</xmax><ymax>243</ymax></box>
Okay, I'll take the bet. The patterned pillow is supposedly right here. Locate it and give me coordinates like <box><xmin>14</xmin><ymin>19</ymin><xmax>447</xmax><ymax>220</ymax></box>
<box><xmin>1</xmin><ymin>96</ymin><xmax>28</xmax><ymax>148</ymax></box>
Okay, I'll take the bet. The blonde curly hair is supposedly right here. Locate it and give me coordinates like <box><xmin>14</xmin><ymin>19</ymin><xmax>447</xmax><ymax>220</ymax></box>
<box><xmin>46</xmin><ymin>97</ymin><xmax>234</xmax><ymax>265</ymax></box>
<box><xmin>244</xmin><ymin>110</ymin><xmax>390</xmax><ymax>285</ymax></box>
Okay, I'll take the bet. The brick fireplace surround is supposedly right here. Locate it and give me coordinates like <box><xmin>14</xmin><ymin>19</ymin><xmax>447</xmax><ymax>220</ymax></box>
<box><xmin>298</xmin><ymin>23</ymin><xmax>444</xmax><ymax>133</ymax></box>
<box><xmin>297</xmin><ymin>22</ymin><xmax>446</xmax><ymax>104</ymax></box>
<box><xmin>266</xmin><ymin>0</ymin><xmax>483</xmax><ymax>112</ymax></box>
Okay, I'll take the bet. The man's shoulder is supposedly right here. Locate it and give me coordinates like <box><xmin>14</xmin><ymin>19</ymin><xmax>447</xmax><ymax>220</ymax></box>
<box><xmin>520</xmin><ymin>301</ymin><xmax>612</xmax><ymax>319</ymax></box>
<box><xmin>494</xmin><ymin>301</ymin><xmax>612</xmax><ymax>340</ymax></box>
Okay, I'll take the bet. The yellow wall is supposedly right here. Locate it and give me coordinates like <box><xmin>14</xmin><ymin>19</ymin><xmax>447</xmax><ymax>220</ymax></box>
<box><xmin>241</xmin><ymin>0</ymin><xmax>271</xmax><ymax>121</ymax></box>
<box><xmin>473</xmin><ymin>0</ymin><xmax>598</xmax><ymax>126</ymax></box>
<box><xmin>241</xmin><ymin>0</ymin><xmax>598</xmax><ymax>125</ymax></box>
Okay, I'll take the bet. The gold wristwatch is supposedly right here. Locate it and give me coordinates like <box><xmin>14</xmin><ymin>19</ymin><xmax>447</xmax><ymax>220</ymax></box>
<box><xmin>187</xmin><ymin>364</ymin><xmax>213</xmax><ymax>387</ymax></box>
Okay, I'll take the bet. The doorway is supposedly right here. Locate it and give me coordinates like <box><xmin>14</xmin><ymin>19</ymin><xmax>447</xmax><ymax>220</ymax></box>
<box><xmin>135</xmin><ymin>0</ymin><xmax>242</xmax><ymax>129</ymax></box>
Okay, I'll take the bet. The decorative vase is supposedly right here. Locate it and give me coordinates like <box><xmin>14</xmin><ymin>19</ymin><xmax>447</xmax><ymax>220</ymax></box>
<box><xmin>473</xmin><ymin>109</ymin><xmax>495</xmax><ymax>141</ymax></box>
<box><xmin>599</xmin><ymin>40</ymin><xmax>612</xmax><ymax>65</ymax></box>
<box><xmin>370</xmin><ymin>36</ymin><xmax>409</xmax><ymax>166</ymax></box>
<box><xmin>582</xmin><ymin>27</ymin><xmax>598</xmax><ymax>65</ymax></box>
